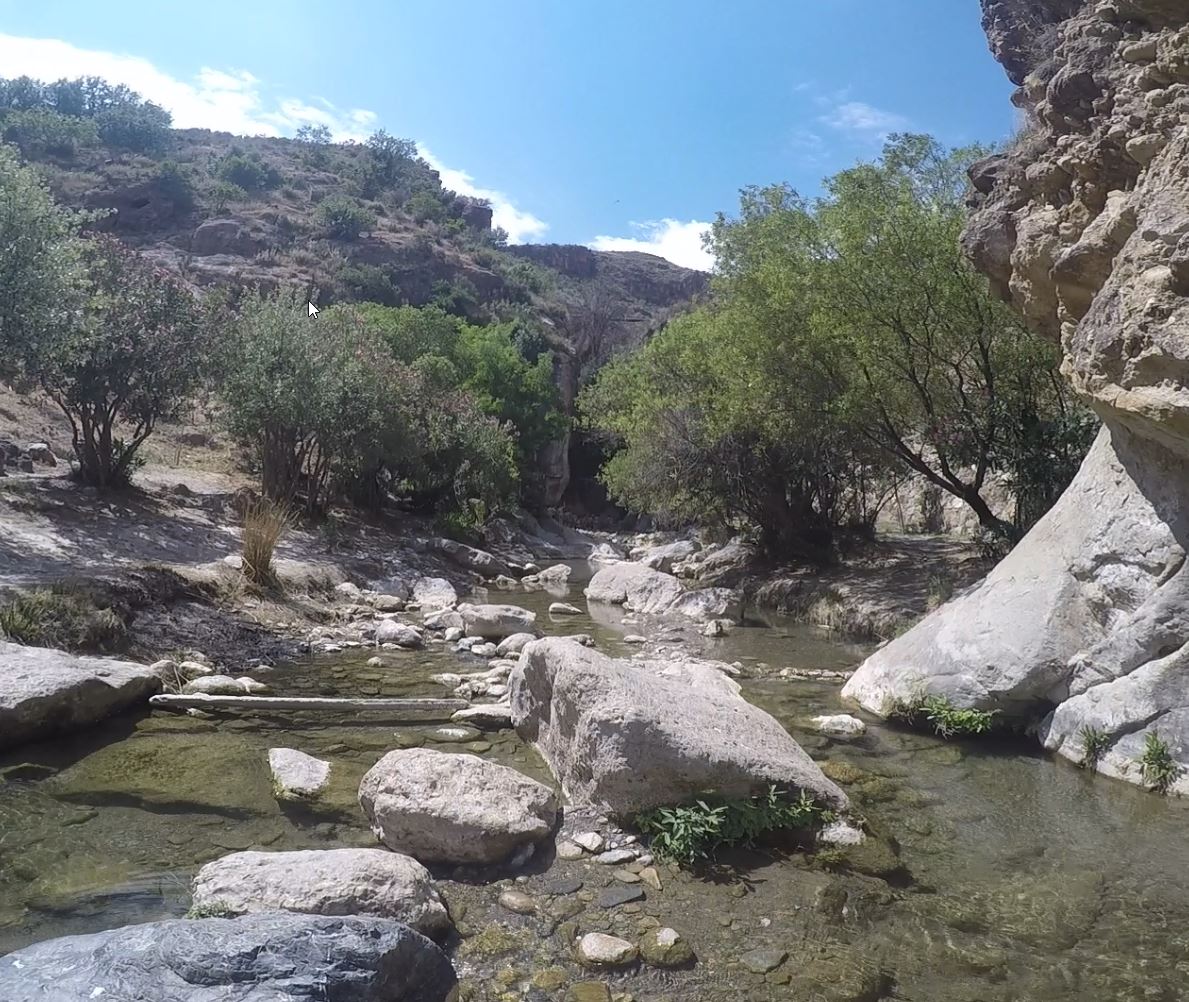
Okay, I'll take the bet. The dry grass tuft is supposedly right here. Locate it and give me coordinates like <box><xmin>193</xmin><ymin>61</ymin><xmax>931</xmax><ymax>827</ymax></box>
<box><xmin>241</xmin><ymin>497</ymin><xmax>295</xmax><ymax>587</ymax></box>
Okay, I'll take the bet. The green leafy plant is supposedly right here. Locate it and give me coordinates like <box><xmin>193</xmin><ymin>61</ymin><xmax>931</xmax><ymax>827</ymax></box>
<box><xmin>1138</xmin><ymin>732</ymin><xmax>1181</xmax><ymax>795</ymax></box>
<box><xmin>1078</xmin><ymin>726</ymin><xmax>1111</xmax><ymax>771</ymax></box>
<box><xmin>214</xmin><ymin>149</ymin><xmax>281</xmax><ymax>192</ymax></box>
<box><xmin>315</xmin><ymin>194</ymin><xmax>377</xmax><ymax>240</ymax></box>
<box><xmin>635</xmin><ymin>786</ymin><xmax>822</xmax><ymax>867</ymax></box>
<box><xmin>209</xmin><ymin>180</ymin><xmax>247</xmax><ymax>214</ymax></box>
<box><xmin>889</xmin><ymin>694</ymin><xmax>997</xmax><ymax>739</ymax></box>
<box><xmin>186</xmin><ymin>902</ymin><xmax>237</xmax><ymax>919</ymax></box>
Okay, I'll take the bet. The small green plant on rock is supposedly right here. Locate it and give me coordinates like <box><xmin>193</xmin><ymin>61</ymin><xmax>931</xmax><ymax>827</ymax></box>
<box><xmin>889</xmin><ymin>694</ymin><xmax>997</xmax><ymax>740</ymax></box>
<box><xmin>1078</xmin><ymin>726</ymin><xmax>1111</xmax><ymax>770</ymax></box>
<box><xmin>1138</xmin><ymin>731</ymin><xmax>1181</xmax><ymax>795</ymax></box>
<box><xmin>636</xmin><ymin>786</ymin><xmax>821</xmax><ymax>867</ymax></box>
<box><xmin>186</xmin><ymin>901</ymin><xmax>237</xmax><ymax>919</ymax></box>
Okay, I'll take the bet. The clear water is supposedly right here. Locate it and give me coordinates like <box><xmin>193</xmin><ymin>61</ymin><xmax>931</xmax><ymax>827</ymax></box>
<box><xmin>2</xmin><ymin>564</ymin><xmax>1188</xmax><ymax>1000</ymax></box>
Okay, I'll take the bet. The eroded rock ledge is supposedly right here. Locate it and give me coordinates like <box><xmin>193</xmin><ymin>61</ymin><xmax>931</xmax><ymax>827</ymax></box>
<box><xmin>844</xmin><ymin>0</ymin><xmax>1189</xmax><ymax>790</ymax></box>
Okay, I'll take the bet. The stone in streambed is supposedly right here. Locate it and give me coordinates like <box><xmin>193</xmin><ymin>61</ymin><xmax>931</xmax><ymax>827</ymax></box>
<box><xmin>639</xmin><ymin>926</ymin><xmax>693</xmax><ymax>967</ymax></box>
<box><xmin>576</xmin><ymin>932</ymin><xmax>638</xmax><ymax>968</ymax></box>
<box><xmin>269</xmin><ymin>747</ymin><xmax>330</xmax><ymax>800</ymax></box>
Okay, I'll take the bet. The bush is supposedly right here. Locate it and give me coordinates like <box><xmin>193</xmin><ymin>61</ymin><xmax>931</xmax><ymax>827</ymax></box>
<box><xmin>214</xmin><ymin>150</ymin><xmax>281</xmax><ymax>192</ymax></box>
<box><xmin>636</xmin><ymin>787</ymin><xmax>822</xmax><ymax>867</ymax></box>
<box><xmin>1</xmin><ymin>108</ymin><xmax>97</xmax><ymax>158</ymax></box>
<box><xmin>95</xmin><ymin>101</ymin><xmax>171</xmax><ymax>152</ymax></box>
<box><xmin>335</xmin><ymin>263</ymin><xmax>398</xmax><ymax>305</ymax></box>
<box><xmin>315</xmin><ymin>194</ymin><xmax>377</xmax><ymax>240</ymax></box>
<box><xmin>33</xmin><ymin>236</ymin><xmax>208</xmax><ymax>487</ymax></box>
<box><xmin>209</xmin><ymin>180</ymin><xmax>247</xmax><ymax>213</ymax></box>
<box><xmin>154</xmin><ymin>161</ymin><xmax>195</xmax><ymax>213</ymax></box>
<box><xmin>241</xmin><ymin>497</ymin><xmax>295</xmax><ymax>586</ymax></box>
<box><xmin>1138</xmin><ymin>732</ymin><xmax>1181</xmax><ymax>794</ymax></box>
<box><xmin>407</xmin><ymin>189</ymin><xmax>447</xmax><ymax>224</ymax></box>
<box><xmin>1079</xmin><ymin>726</ymin><xmax>1110</xmax><ymax>770</ymax></box>
<box><xmin>0</xmin><ymin>585</ymin><xmax>127</xmax><ymax>652</ymax></box>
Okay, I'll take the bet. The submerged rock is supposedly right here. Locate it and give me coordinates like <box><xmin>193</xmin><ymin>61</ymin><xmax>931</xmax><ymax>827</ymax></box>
<box><xmin>190</xmin><ymin>848</ymin><xmax>450</xmax><ymax>935</ymax></box>
<box><xmin>358</xmin><ymin>748</ymin><xmax>558</xmax><ymax>864</ymax></box>
<box><xmin>576</xmin><ymin>932</ymin><xmax>638</xmax><ymax>967</ymax></box>
<box><xmin>511</xmin><ymin>638</ymin><xmax>846</xmax><ymax>815</ymax></box>
<box><xmin>451</xmin><ymin>703</ymin><xmax>513</xmax><ymax>730</ymax></box>
<box><xmin>639</xmin><ymin>926</ymin><xmax>693</xmax><ymax>967</ymax></box>
<box><xmin>0</xmin><ymin>912</ymin><xmax>457</xmax><ymax>1001</ymax></box>
<box><xmin>268</xmin><ymin>747</ymin><xmax>330</xmax><ymax>800</ymax></box>
<box><xmin>0</xmin><ymin>642</ymin><xmax>161</xmax><ymax>751</ymax></box>
<box><xmin>812</xmin><ymin>714</ymin><xmax>867</xmax><ymax>738</ymax></box>
<box><xmin>549</xmin><ymin>601</ymin><xmax>582</xmax><ymax>616</ymax></box>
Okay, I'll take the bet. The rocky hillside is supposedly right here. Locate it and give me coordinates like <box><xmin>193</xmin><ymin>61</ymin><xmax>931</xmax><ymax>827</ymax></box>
<box><xmin>845</xmin><ymin>0</ymin><xmax>1189</xmax><ymax>791</ymax></box>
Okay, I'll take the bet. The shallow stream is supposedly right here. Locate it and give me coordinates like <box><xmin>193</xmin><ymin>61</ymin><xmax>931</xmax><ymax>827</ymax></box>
<box><xmin>2</xmin><ymin>566</ymin><xmax>1188</xmax><ymax>1000</ymax></box>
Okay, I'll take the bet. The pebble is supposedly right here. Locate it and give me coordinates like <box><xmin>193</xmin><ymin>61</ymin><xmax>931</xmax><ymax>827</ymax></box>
<box><xmin>597</xmin><ymin>884</ymin><xmax>645</xmax><ymax>908</ymax></box>
<box><xmin>576</xmin><ymin>932</ymin><xmax>638</xmax><ymax>967</ymax></box>
<box><xmin>574</xmin><ymin>832</ymin><xmax>605</xmax><ymax>853</ymax></box>
<box><xmin>556</xmin><ymin>840</ymin><xmax>585</xmax><ymax>861</ymax></box>
<box><xmin>366</xmin><ymin>656</ymin><xmax>382</xmax><ymax>667</ymax></box>
<box><xmin>549</xmin><ymin>602</ymin><xmax>583</xmax><ymax>615</ymax></box>
<box><xmin>639</xmin><ymin>867</ymin><xmax>662</xmax><ymax>891</ymax></box>
<box><xmin>740</xmin><ymin>947</ymin><xmax>787</xmax><ymax>974</ymax></box>
<box><xmin>545</xmin><ymin>875</ymin><xmax>584</xmax><ymax>895</ymax></box>
<box><xmin>623</xmin><ymin>635</ymin><xmax>647</xmax><ymax>644</ymax></box>
<box><xmin>639</xmin><ymin>926</ymin><xmax>694</xmax><ymax>968</ymax></box>
<box><xmin>426</xmin><ymin>725</ymin><xmax>481</xmax><ymax>743</ymax></box>
<box><xmin>498</xmin><ymin>889</ymin><xmax>536</xmax><ymax>915</ymax></box>
<box><xmin>613</xmin><ymin>869</ymin><xmax>641</xmax><ymax>884</ymax></box>
<box><xmin>594</xmin><ymin>849</ymin><xmax>636</xmax><ymax>865</ymax></box>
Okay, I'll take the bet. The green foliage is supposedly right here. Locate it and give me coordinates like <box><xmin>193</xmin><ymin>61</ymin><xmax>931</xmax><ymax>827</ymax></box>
<box><xmin>890</xmin><ymin>694</ymin><xmax>998</xmax><ymax>739</ymax></box>
<box><xmin>295</xmin><ymin>124</ymin><xmax>332</xmax><ymax>144</ymax></box>
<box><xmin>209</xmin><ymin>180</ymin><xmax>247</xmax><ymax>214</ymax></box>
<box><xmin>186</xmin><ymin>902</ymin><xmax>237</xmax><ymax>919</ymax></box>
<box><xmin>315</xmin><ymin>194</ymin><xmax>377</xmax><ymax>240</ymax></box>
<box><xmin>636</xmin><ymin>787</ymin><xmax>822</xmax><ymax>867</ymax></box>
<box><xmin>360</xmin><ymin>130</ymin><xmax>437</xmax><ymax>199</ymax></box>
<box><xmin>407</xmin><ymin>189</ymin><xmax>447</xmax><ymax>224</ymax></box>
<box><xmin>430</xmin><ymin>277</ymin><xmax>479</xmax><ymax>317</ymax></box>
<box><xmin>214</xmin><ymin>149</ymin><xmax>281</xmax><ymax>192</ymax></box>
<box><xmin>33</xmin><ymin>236</ymin><xmax>208</xmax><ymax>487</ymax></box>
<box><xmin>94</xmin><ymin>101</ymin><xmax>172</xmax><ymax>152</ymax></box>
<box><xmin>154</xmin><ymin>161</ymin><xmax>195</xmax><ymax>213</ymax></box>
<box><xmin>0</xmin><ymin>585</ymin><xmax>127</xmax><ymax>652</ymax></box>
<box><xmin>1138</xmin><ymin>732</ymin><xmax>1181</xmax><ymax>795</ymax></box>
<box><xmin>1</xmin><ymin>108</ymin><xmax>98</xmax><ymax>158</ymax></box>
<box><xmin>1079</xmin><ymin>726</ymin><xmax>1111</xmax><ymax>771</ymax></box>
<box><xmin>0</xmin><ymin>144</ymin><xmax>87</xmax><ymax>383</ymax></box>
<box><xmin>335</xmin><ymin>263</ymin><xmax>399</xmax><ymax>305</ymax></box>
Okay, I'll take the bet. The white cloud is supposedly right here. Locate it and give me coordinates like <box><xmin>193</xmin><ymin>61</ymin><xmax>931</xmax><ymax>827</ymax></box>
<box><xmin>417</xmin><ymin>145</ymin><xmax>548</xmax><ymax>244</ymax></box>
<box><xmin>0</xmin><ymin>33</ymin><xmax>547</xmax><ymax>241</ymax></box>
<box><xmin>589</xmin><ymin>219</ymin><xmax>714</xmax><ymax>272</ymax></box>
<box><xmin>821</xmin><ymin>100</ymin><xmax>909</xmax><ymax>137</ymax></box>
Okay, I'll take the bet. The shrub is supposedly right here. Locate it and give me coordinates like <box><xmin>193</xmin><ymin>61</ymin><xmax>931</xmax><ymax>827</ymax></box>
<box><xmin>335</xmin><ymin>263</ymin><xmax>398</xmax><ymax>305</ymax></box>
<box><xmin>407</xmin><ymin>189</ymin><xmax>447</xmax><ymax>223</ymax></box>
<box><xmin>1079</xmin><ymin>726</ymin><xmax>1110</xmax><ymax>771</ymax></box>
<box><xmin>0</xmin><ymin>585</ymin><xmax>127</xmax><ymax>652</ymax></box>
<box><xmin>295</xmin><ymin>124</ymin><xmax>331</xmax><ymax>144</ymax></box>
<box><xmin>209</xmin><ymin>180</ymin><xmax>247</xmax><ymax>214</ymax></box>
<box><xmin>241</xmin><ymin>497</ymin><xmax>295</xmax><ymax>587</ymax></box>
<box><xmin>33</xmin><ymin>236</ymin><xmax>207</xmax><ymax>487</ymax></box>
<box><xmin>154</xmin><ymin>161</ymin><xmax>195</xmax><ymax>213</ymax></box>
<box><xmin>95</xmin><ymin>101</ymin><xmax>171</xmax><ymax>152</ymax></box>
<box><xmin>1</xmin><ymin>108</ymin><xmax>97</xmax><ymax>158</ymax></box>
<box><xmin>315</xmin><ymin>194</ymin><xmax>377</xmax><ymax>240</ymax></box>
<box><xmin>1138</xmin><ymin>732</ymin><xmax>1181</xmax><ymax>795</ymax></box>
<box><xmin>214</xmin><ymin>150</ymin><xmax>281</xmax><ymax>192</ymax></box>
<box><xmin>636</xmin><ymin>786</ymin><xmax>822</xmax><ymax>867</ymax></box>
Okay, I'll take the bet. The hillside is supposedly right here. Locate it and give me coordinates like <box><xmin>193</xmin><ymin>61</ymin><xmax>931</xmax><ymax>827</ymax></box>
<box><xmin>11</xmin><ymin>115</ymin><xmax>709</xmax><ymax>511</ymax></box>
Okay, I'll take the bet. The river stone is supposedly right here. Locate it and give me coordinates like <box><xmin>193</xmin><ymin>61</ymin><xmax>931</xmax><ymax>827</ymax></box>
<box><xmin>576</xmin><ymin>932</ymin><xmax>638</xmax><ymax>967</ymax></box>
<box><xmin>413</xmin><ymin>577</ymin><xmax>458</xmax><ymax>610</ymax></box>
<box><xmin>556</xmin><ymin>840</ymin><xmax>584</xmax><ymax>860</ymax></box>
<box><xmin>497</xmin><ymin>632</ymin><xmax>537</xmax><ymax>656</ymax></box>
<box><xmin>190</xmin><ymin>848</ymin><xmax>449</xmax><ymax>935</ymax></box>
<box><xmin>511</xmin><ymin>638</ymin><xmax>847</xmax><ymax>815</ymax></box>
<box><xmin>573</xmin><ymin>831</ymin><xmax>604</xmax><ymax>853</ymax></box>
<box><xmin>498</xmin><ymin>889</ymin><xmax>536</xmax><ymax>915</ymax></box>
<box><xmin>426</xmin><ymin>725</ymin><xmax>481</xmax><ymax>743</ymax></box>
<box><xmin>593</xmin><ymin>848</ymin><xmax>636</xmax><ymax>865</ymax></box>
<box><xmin>268</xmin><ymin>747</ymin><xmax>330</xmax><ymax>799</ymax></box>
<box><xmin>549</xmin><ymin>601</ymin><xmax>583</xmax><ymax>616</ymax></box>
<box><xmin>740</xmin><ymin>947</ymin><xmax>788</xmax><ymax>974</ymax></box>
<box><xmin>181</xmin><ymin>674</ymin><xmax>254</xmax><ymax>696</ymax></box>
<box><xmin>358</xmin><ymin>748</ymin><xmax>558</xmax><ymax>864</ymax></box>
<box><xmin>375</xmin><ymin>621</ymin><xmax>424</xmax><ymax>648</ymax></box>
<box><xmin>812</xmin><ymin>714</ymin><xmax>867</xmax><ymax>738</ymax></box>
<box><xmin>429</xmin><ymin>537</ymin><xmax>510</xmax><ymax>578</ymax></box>
<box><xmin>527</xmin><ymin>563</ymin><xmax>571</xmax><ymax>584</ymax></box>
<box><xmin>639</xmin><ymin>927</ymin><xmax>693</xmax><ymax>967</ymax></box>
<box><xmin>0</xmin><ymin>642</ymin><xmax>161</xmax><ymax>751</ymax></box>
<box><xmin>458</xmin><ymin>603</ymin><xmax>538</xmax><ymax>639</ymax></box>
<box><xmin>597</xmin><ymin>884</ymin><xmax>644</xmax><ymax>908</ymax></box>
<box><xmin>585</xmin><ymin>562</ymin><xmax>685</xmax><ymax>614</ymax></box>
<box><xmin>451</xmin><ymin>703</ymin><xmax>513</xmax><ymax>729</ymax></box>
<box><xmin>637</xmin><ymin>539</ymin><xmax>701</xmax><ymax>573</ymax></box>
<box><xmin>0</xmin><ymin>912</ymin><xmax>457</xmax><ymax>1001</ymax></box>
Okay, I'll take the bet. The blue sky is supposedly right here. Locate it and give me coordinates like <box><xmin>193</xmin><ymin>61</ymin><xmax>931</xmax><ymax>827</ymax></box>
<box><xmin>0</xmin><ymin>1</ymin><xmax>1015</xmax><ymax>268</ymax></box>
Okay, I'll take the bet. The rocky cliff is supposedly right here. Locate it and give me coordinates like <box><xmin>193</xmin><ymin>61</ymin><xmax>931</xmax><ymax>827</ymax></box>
<box><xmin>844</xmin><ymin>0</ymin><xmax>1189</xmax><ymax>791</ymax></box>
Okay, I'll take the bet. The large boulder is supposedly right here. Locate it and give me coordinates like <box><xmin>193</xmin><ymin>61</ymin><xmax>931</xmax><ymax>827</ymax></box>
<box><xmin>190</xmin><ymin>218</ymin><xmax>257</xmax><ymax>257</ymax></box>
<box><xmin>457</xmin><ymin>602</ymin><xmax>537</xmax><ymax>639</ymax></box>
<box><xmin>428</xmin><ymin>537</ymin><xmax>510</xmax><ymax>578</ymax></box>
<box><xmin>359</xmin><ymin>748</ymin><xmax>558</xmax><ymax>863</ymax></box>
<box><xmin>511</xmin><ymin>638</ymin><xmax>846</xmax><ymax>815</ymax></box>
<box><xmin>190</xmin><ymin>849</ymin><xmax>450</xmax><ymax>935</ymax></box>
<box><xmin>412</xmin><ymin>577</ymin><xmax>457</xmax><ymax>609</ymax></box>
<box><xmin>0</xmin><ymin>912</ymin><xmax>456</xmax><ymax>1001</ymax></box>
<box><xmin>842</xmin><ymin>0</ymin><xmax>1189</xmax><ymax>789</ymax></box>
<box><xmin>585</xmin><ymin>562</ymin><xmax>685</xmax><ymax>614</ymax></box>
<box><xmin>637</xmin><ymin>538</ymin><xmax>701</xmax><ymax>573</ymax></box>
<box><xmin>0</xmin><ymin>642</ymin><xmax>160</xmax><ymax>751</ymax></box>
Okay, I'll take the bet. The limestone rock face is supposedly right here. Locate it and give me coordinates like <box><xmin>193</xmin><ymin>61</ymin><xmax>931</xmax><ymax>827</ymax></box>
<box><xmin>0</xmin><ymin>912</ymin><xmax>457</xmax><ymax>1002</ymax></box>
<box><xmin>845</xmin><ymin>0</ymin><xmax>1189</xmax><ymax>789</ymax></box>
<box><xmin>190</xmin><ymin>848</ymin><xmax>449</xmax><ymax>935</ymax></box>
<box><xmin>511</xmin><ymin>638</ymin><xmax>846</xmax><ymax>815</ymax></box>
<box><xmin>358</xmin><ymin>748</ymin><xmax>558</xmax><ymax>863</ymax></box>
<box><xmin>0</xmin><ymin>642</ymin><xmax>161</xmax><ymax>750</ymax></box>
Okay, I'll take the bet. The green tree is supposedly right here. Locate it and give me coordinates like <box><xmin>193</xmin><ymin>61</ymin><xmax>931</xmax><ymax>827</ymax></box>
<box><xmin>0</xmin><ymin>144</ymin><xmax>86</xmax><ymax>382</ymax></box>
<box><xmin>214</xmin><ymin>149</ymin><xmax>281</xmax><ymax>193</ymax></box>
<box><xmin>1</xmin><ymin>108</ymin><xmax>98</xmax><ymax>158</ymax></box>
<box><xmin>36</xmin><ymin>237</ymin><xmax>206</xmax><ymax>487</ymax></box>
<box><xmin>94</xmin><ymin>101</ymin><xmax>172</xmax><ymax>152</ymax></box>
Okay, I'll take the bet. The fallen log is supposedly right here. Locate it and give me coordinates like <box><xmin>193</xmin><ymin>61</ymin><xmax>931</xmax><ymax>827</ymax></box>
<box><xmin>150</xmin><ymin>694</ymin><xmax>468</xmax><ymax>719</ymax></box>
